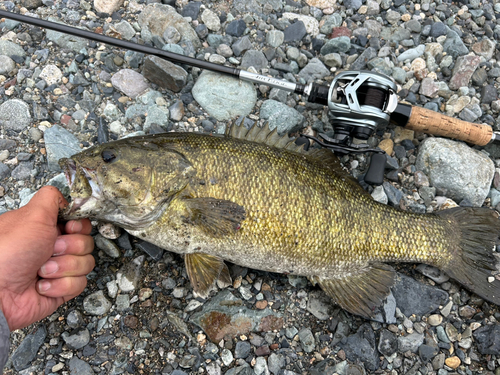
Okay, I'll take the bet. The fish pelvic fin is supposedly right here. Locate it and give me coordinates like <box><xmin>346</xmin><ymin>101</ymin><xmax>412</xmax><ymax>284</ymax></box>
<box><xmin>185</xmin><ymin>253</ymin><xmax>232</xmax><ymax>298</ymax></box>
<box><xmin>183</xmin><ymin>197</ymin><xmax>246</xmax><ymax>237</ymax></box>
<box><xmin>437</xmin><ymin>207</ymin><xmax>500</xmax><ymax>305</ymax></box>
<box><xmin>309</xmin><ymin>263</ymin><xmax>396</xmax><ymax>319</ymax></box>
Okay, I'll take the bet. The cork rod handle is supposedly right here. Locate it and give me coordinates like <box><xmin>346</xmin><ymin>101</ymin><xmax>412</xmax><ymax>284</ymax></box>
<box><xmin>406</xmin><ymin>106</ymin><xmax>493</xmax><ymax>146</ymax></box>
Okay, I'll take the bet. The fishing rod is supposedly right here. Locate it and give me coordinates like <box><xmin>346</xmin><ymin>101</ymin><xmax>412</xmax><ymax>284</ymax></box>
<box><xmin>1</xmin><ymin>9</ymin><xmax>499</xmax><ymax>185</ymax></box>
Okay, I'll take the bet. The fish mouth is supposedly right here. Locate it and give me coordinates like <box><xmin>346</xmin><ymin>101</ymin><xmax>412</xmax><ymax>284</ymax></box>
<box><xmin>60</xmin><ymin>158</ymin><xmax>102</xmax><ymax>219</ymax></box>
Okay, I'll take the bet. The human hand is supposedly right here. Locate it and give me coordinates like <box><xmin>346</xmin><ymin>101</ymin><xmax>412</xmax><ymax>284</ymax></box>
<box><xmin>0</xmin><ymin>186</ymin><xmax>95</xmax><ymax>331</ymax></box>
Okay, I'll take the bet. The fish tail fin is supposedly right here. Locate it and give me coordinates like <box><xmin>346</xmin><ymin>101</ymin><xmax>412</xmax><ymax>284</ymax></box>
<box><xmin>437</xmin><ymin>207</ymin><xmax>500</xmax><ymax>304</ymax></box>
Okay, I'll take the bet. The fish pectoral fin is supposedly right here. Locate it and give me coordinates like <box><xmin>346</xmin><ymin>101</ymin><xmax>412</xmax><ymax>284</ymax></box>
<box><xmin>183</xmin><ymin>197</ymin><xmax>246</xmax><ymax>237</ymax></box>
<box><xmin>185</xmin><ymin>253</ymin><xmax>232</xmax><ymax>298</ymax></box>
<box><xmin>309</xmin><ymin>263</ymin><xmax>396</xmax><ymax>319</ymax></box>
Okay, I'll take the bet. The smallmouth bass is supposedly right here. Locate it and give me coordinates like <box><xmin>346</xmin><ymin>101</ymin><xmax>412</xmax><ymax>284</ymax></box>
<box><xmin>60</xmin><ymin>123</ymin><xmax>500</xmax><ymax>318</ymax></box>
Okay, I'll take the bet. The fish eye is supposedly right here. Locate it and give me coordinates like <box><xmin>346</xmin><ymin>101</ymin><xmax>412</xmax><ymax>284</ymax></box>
<box><xmin>101</xmin><ymin>149</ymin><xmax>117</xmax><ymax>163</ymax></box>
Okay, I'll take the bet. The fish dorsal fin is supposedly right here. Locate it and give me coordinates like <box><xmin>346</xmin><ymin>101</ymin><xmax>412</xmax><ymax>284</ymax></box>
<box><xmin>309</xmin><ymin>263</ymin><xmax>396</xmax><ymax>319</ymax></box>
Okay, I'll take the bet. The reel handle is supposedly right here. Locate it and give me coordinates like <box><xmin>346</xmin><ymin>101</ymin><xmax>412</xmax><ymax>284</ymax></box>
<box><xmin>406</xmin><ymin>107</ymin><xmax>493</xmax><ymax>146</ymax></box>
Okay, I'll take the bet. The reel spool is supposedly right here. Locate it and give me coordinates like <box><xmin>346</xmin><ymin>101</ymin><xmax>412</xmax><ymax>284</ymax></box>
<box><xmin>328</xmin><ymin>71</ymin><xmax>398</xmax><ymax>142</ymax></box>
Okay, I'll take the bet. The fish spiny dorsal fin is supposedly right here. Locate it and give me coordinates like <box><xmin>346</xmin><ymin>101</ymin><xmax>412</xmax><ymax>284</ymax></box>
<box><xmin>245</xmin><ymin>123</ymin><xmax>263</xmax><ymax>142</ymax></box>
<box><xmin>284</xmin><ymin>141</ymin><xmax>306</xmax><ymax>154</ymax></box>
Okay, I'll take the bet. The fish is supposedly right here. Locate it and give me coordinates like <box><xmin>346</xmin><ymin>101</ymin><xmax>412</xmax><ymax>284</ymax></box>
<box><xmin>59</xmin><ymin>123</ymin><xmax>500</xmax><ymax>318</ymax></box>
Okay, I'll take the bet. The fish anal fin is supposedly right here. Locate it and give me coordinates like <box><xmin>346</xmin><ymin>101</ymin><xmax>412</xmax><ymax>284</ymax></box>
<box><xmin>183</xmin><ymin>197</ymin><xmax>246</xmax><ymax>237</ymax></box>
<box><xmin>185</xmin><ymin>253</ymin><xmax>231</xmax><ymax>298</ymax></box>
<box><xmin>309</xmin><ymin>263</ymin><xmax>396</xmax><ymax>319</ymax></box>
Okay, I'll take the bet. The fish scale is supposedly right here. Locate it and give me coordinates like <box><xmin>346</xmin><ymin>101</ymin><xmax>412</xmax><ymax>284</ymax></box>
<box><xmin>60</xmin><ymin>124</ymin><xmax>500</xmax><ymax>318</ymax></box>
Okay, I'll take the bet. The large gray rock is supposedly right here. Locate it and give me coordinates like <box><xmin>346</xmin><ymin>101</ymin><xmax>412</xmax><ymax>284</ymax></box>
<box><xmin>192</xmin><ymin>70</ymin><xmax>257</xmax><ymax>121</ymax></box>
<box><xmin>0</xmin><ymin>99</ymin><xmax>31</xmax><ymax>131</ymax></box>
<box><xmin>44</xmin><ymin>125</ymin><xmax>82</xmax><ymax>171</ymax></box>
<box><xmin>138</xmin><ymin>4</ymin><xmax>201</xmax><ymax>48</ymax></box>
<box><xmin>259</xmin><ymin>100</ymin><xmax>305</xmax><ymax>135</ymax></box>
<box><xmin>298</xmin><ymin>58</ymin><xmax>330</xmax><ymax>83</ymax></box>
<box><xmin>0</xmin><ymin>55</ymin><xmax>16</xmax><ymax>75</ymax></box>
<box><xmin>0</xmin><ymin>40</ymin><xmax>26</xmax><ymax>58</ymax></box>
<box><xmin>415</xmin><ymin>138</ymin><xmax>494</xmax><ymax>206</ymax></box>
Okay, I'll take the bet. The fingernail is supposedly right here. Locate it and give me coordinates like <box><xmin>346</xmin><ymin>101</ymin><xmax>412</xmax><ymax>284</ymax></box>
<box><xmin>54</xmin><ymin>238</ymin><xmax>67</xmax><ymax>255</ymax></box>
<box><xmin>41</xmin><ymin>260</ymin><xmax>59</xmax><ymax>275</ymax></box>
<box><xmin>38</xmin><ymin>280</ymin><xmax>51</xmax><ymax>292</ymax></box>
<box><xmin>70</xmin><ymin>220</ymin><xmax>83</xmax><ymax>233</ymax></box>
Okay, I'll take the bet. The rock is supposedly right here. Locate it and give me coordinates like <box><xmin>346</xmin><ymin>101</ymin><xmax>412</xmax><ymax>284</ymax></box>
<box><xmin>298</xmin><ymin>328</ymin><xmax>315</xmax><ymax>353</ymax></box>
<box><xmin>116</xmin><ymin>294</ymin><xmax>130</xmax><ymax>311</ymax></box>
<box><xmin>282</xmin><ymin>13</ymin><xmax>319</xmax><ymax>36</ymax></box>
<box><xmin>306</xmin><ymin>291</ymin><xmax>333</xmax><ymax>320</ymax></box>
<box><xmin>69</xmin><ymin>357</ymin><xmax>94</xmax><ymax>375</ymax></box>
<box><xmin>415</xmin><ymin>138</ymin><xmax>494</xmax><ymax>206</ymax></box>
<box><xmin>419</xmin><ymin>344</ymin><xmax>438</xmax><ymax>362</ymax></box>
<box><xmin>241</xmin><ymin>50</ymin><xmax>268</xmax><ymax>71</ymax></box>
<box><xmin>320</xmin><ymin>36</ymin><xmax>350</xmax><ymax>55</ymax></box>
<box><xmin>182</xmin><ymin>1</ymin><xmax>202</xmax><ymax>19</ymax></box>
<box><xmin>378</xmin><ymin>329</ymin><xmax>397</xmax><ymax>357</ymax></box>
<box><xmin>382</xmin><ymin>181</ymin><xmax>403</xmax><ymax>206</ymax></box>
<box><xmin>307</xmin><ymin>0</ymin><xmax>336</xmax><ymax>8</ymax></box>
<box><xmin>430</xmin><ymin>22</ymin><xmax>447</xmax><ymax>38</ymax></box>
<box><xmin>11</xmin><ymin>162</ymin><xmax>33</xmax><ymax>180</ymax></box>
<box><xmin>0</xmin><ymin>55</ymin><xmax>15</xmax><ymax>75</ymax></box>
<box><xmin>398</xmin><ymin>332</ymin><xmax>424</xmax><ymax>353</ymax></box>
<box><xmin>371</xmin><ymin>185</ymin><xmax>388</xmax><ymax>204</ymax></box>
<box><xmin>298</xmin><ymin>58</ymin><xmax>329</xmax><ymax>83</ymax></box>
<box><xmin>138</xmin><ymin>4</ymin><xmax>200</xmax><ymax>48</ymax></box>
<box><xmin>0</xmin><ymin>163</ymin><xmax>11</xmax><ymax>180</ymax></box>
<box><xmin>111</xmin><ymin>69</ymin><xmax>149</xmax><ymax>98</ymax></box>
<box><xmin>192</xmin><ymin>70</ymin><xmax>257</xmax><ymax>121</ymax></box>
<box><xmin>135</xmin><ymin>240</ymin><xmax>164</xmax><ymax>261</ymax></box>
<box><xmin>351</xmin><ymin>47</ymin><xmax>378</xmax><ymax>70</ymax></box>
<box><xmin>39</xmin><ymin>64</ymin><xmax>63</xmax><ymax>85</ymax></box>
<box><xmin>144</xmin><ymin>105</ymin><xmax>170</xmax><ymax>132</ymax></box>
<box><xmin>232</xmin><ymin>36</ymin><xmax>253</xmax><ymax>57</ymax></box>
<box><xmin>428</xmin><ymin>314</ymin><xmax>443</xmax><ymax>326</ymax></box>
<box><xmin>0</xmin><ymin>40</ymin><xmax>26</xmax><ymax>58</ymax></box>
<box><xmin>67</xmin><ymin>310</ymin><xmax>85</xmax><ymax>329</ymax></box>
<box><xmin>45</xmin><ymin>18</ymin><xmax>87</xmax><ymax>51</ymax></box>
<box><xmin>445</xmin><ymin>356</ymin><xmax>461</xmax><ymax>369</ymax></box>
<box><xmin>341</xmin><ymin>324</ymin><xmax>379</xmax><ymax>371</ymax></box>
<box><xmin>83</xmin><ymin>290</ymin><xmax>112</xmax><ymax>316</ymax></box>
<box><xmin>416</xmin><ymin>264</ymin><xmax>449</xmax><ymax>283</ymax></box>
<box><xmin>266</xmin><ymin>30</ymin><xmax>285</xmax><ymax>48</ymax></box>
<box><xmin>473</xmin><ymin>324</ymin><xmax>500</xmax><ymax>355</ymax></box>
<box><xmin>448</xmin><ymin>55</ymin><xmax>481</xmax><ymax>90</ymax></box>
<box><xmin>283</xmin><ymin>20</ymin><xmax>308</xmax><ymax>42</ymax></box>
<box><xmin>0</xmin><ymin>99</ymin><xmax>31</xmax><ymax>132</ymax></box>
<box><xmin>201</xmin><ymin>9</ymin><xmax>221</xmax><ymax>31</ymax></box>
<box><xmin>190</xmin><ymin>290</ymin><xmax>283</xmax><ymax>342</ymax></box>
<box><xmin>259</xmin><ymin>100</ymin><xmax>305</xmax><ymax>135</ymax></box>
<box><xmin>392</xmin><ymin>274</ymin><xmax>448</xmax><ymax>316</ymax></box>
<box><xmin>226</xmin><ymin>20</ymin><xmax>246</xmax><ymax>37</ymax></box>
<box><xmin>94</xmin><ymin>234</ymin><xmax>121</xmax><ymax>258</ymax></box>
<box><xmin>44</xmin><ymin>125</ymin><xmax>81</xmax><ymax>171</ymax></box>
<box><xmin>115</xmin><ymin>258</ymin><xmax>143</xmax><ymax>294</ymax></box>
<box><xmin>235</xmin><ymin>341</ymin><xmax>251</xmax><ymax>358</ymax></box>
<box><xmin>10</xmin><ymin>325</ymin><xmax>47</xmax><ymax>371</ymax></box>
<box><xmin>62</xmin><ymin>328</ymin><xmax>90</xmax><ymax>350</ymax></box>
<box><xmin>114</xmin><ymin>21</ymin><xmax>136</xmax><ymax>41</ymax></box>
<box><xmin>443</xmin><ymin>30</ymin><xmax>468</xmax><ymax>58</ymax></box>
<box><xmin>94</xmin><ymin>0</ymin><xmax>123</xmax><ymax>14</ymax></box>
<box><xmin>472</xmin><ymin>38</ymin><xmax>496</xmax><ymax>60</ymax></box>
<box><xmin>397</xmin><ymin>44</ymin><xmax>425</xmax><ymax>62</ymax></box>
<box><xmin>323</xmin><ymin>53</ymin><xmax>342</xmax><ymax>68</ymax></box>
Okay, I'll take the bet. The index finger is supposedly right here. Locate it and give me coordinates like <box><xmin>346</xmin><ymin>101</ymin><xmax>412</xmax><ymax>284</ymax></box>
<box><xmin>64</xmin><ymin>219</ymin><xmax>93</xmax><ymax>235</ymax></box>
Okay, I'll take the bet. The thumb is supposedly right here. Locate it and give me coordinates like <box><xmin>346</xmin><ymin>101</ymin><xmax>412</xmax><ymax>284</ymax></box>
<box><xmin>23</xmin><ymin>186</ymin><xmax>68</xmax><ymax>227</ymax></box>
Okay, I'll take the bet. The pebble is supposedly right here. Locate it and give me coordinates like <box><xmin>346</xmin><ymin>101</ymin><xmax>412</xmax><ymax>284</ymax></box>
<box><xmin>83</xmin><ymin>290</ymin><xmax>112</xmax><ymax>316</ymax></box>
<box><xmin>0</xmin><ymin>99</ymin><xmax>32</xmax><ymax>132</ymax></box>
<box><xmin>117</xmin><ymin>255</ymin><xmax>144</xmax><ymax>292</ymax></box>
<box><xmin>298</xmin><ymin>328</ymin><xmax>315</xmax><ymax>353</ymax></box>
<box><xmin>10</xmin><ymin>325</ymin><xmax>47</xmax><ymax>371</ymax></box>
<box><xmin>61</xmin><ymin>328</ymin><xmax>90</xmax><ymax>350</ymax></box>
<box><xmin>445</xmin><ymin>356</ymin><xmax>461</xmax><ymax>369</ymax></box>
<box><xmin>428</xmin><ymin>314</ymin><xmax>443</xmax><ymax>326</ymax></box>
<box><xmin>111</xmin><ymin>69</ymin><xmax>149</xmax><ymax>98</ymax></box>
<box><xmin>69</xmin><ymin>357</ymin><xmax>94</xmax><ymax>375</ymax></box>
<box><xmin>94</xmin><ymin>234</ymin><xmax>121</xmax><ymax>258</ymax></box>
<box><xmin>143</xmin><ymin>55</ymin><xmax>188</xmax><ymax>93</ymax></box>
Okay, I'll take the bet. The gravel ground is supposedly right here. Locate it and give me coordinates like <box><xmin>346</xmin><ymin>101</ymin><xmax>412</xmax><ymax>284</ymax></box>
<box><xmin>1</xmin><ymin>0</ymin><xmax>500</xmax><ymax>374</ymax></box>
